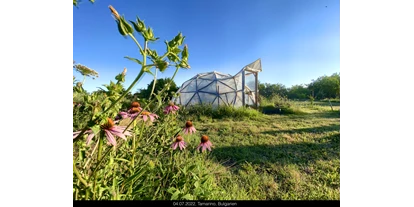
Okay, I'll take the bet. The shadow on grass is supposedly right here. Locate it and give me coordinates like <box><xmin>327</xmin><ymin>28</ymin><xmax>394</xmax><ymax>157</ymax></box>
<box><xmin>210</xmin><ymin>133</ymin><xmax>339</xmax><ymax>168</ymax></box>
<box><xmin>277</xmin><ymin>110</ymin><xmax>340</xmax><ymax>119</ymax></box>
<box><xmin>262</xmin><ymin>123</ymin><xmax>339</xmax><ymax>135</ymax></box>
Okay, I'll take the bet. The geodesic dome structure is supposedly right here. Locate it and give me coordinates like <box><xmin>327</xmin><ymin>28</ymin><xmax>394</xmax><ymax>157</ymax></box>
<box><xmin>172</xmin><ymin>59</ymin><xmax>262</xmax><ymax>108</ymax></box>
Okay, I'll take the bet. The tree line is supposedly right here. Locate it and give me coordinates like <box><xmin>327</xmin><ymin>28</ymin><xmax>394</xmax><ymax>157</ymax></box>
<box><xmin>130</xmin><ymin>72</ymin><xmax>339</xmax><ymax>102</ymax></box>
<box><xmin>259</xmin><ymin>72</ymin><xmax>340</xmax><ymax>100</ymax></box>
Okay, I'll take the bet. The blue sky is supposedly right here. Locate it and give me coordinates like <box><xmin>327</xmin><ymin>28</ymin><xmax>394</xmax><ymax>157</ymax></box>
<box><xmin>73</xmin><ymin>0</ymin><xmax>339</xmax><ymax>93</ymax></box>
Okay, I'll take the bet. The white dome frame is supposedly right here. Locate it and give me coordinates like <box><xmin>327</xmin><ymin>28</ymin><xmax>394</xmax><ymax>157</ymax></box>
<box><xmin>172</xmin><ymin>59</ymin><xmax>262</xmax><ymax>108</ymax></box>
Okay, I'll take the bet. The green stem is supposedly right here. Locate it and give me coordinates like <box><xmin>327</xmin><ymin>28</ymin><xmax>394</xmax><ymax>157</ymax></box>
<box><xmin>88</xmin><ymin>146</ymin><xmax>113</xmax><ymax>183</ymax></box>
<box><xmin>83</xmin><ymin>141</ymin><xmax>99</xmax><ymax>169</ymax></box>
<box><xmin>97</xmin><ymin>132</ymin><xmax>104</xmax><ymax>162</ymax></box>
<box><xmin>82</xmin><ymin>75</ymin><xmax>86</xmax><ymax>85</ymax></box>
<box><xmin>128</xmin><ymin>34</ymin><xmax>144</xmax><ymax>54</ymax></box>
<box><xmin>73</xmin><ymin>38</ymin><xmax>148</xmax><ymax>143</ymax></box>
<box><xmin>130</xmin><ymin>120</ymin><xmax>137</xmax><ymax>169</ymax></box>
<box><xmin>73</xmin><ymin>160</ymin><xmax>89</xmax><ymax>187</ymax></box>
<box><xmin>149</xmin><ymin>68</ymin><xmax>158</xmax><ymax>100</ymax></box>
<box><xmin>160</xmin><ymin>52</ymin><xmax>170</xmax><ymax>60</ymax></box>
<box><xmin>75</xmin><ymin>180</ymin><xmax>79</xmax><ymax>200</ymax></box>
<box><xmin>131</xmin><ymin>121</ymin><xmax>145</xmax><ymax>168</ymax></box>
<box><xmin>92</xmin><ymin>133</ymin><xmax>105</xmax><ymax>199</ymax></box>
<box><xmin>85</xmin><ymin>189</ymin><xmax>90</xmax><ymax>200</ymax></box>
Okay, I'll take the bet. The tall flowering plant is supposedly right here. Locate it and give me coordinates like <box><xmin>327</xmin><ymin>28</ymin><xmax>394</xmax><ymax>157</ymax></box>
<box><xmin>73</xmin><ymin>4</ymin><xmax>192</xmax><ymax>199</ymax></box>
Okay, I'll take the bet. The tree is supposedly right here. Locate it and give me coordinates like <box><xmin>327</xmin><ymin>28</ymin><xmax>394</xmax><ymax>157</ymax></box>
<box><xmin>308</xmin><ymin>73</ymin><xmax>340</xmax><ymax>99</ymax></box>
<box><xmin>137</xmin><ymin>78</ymin><xmax>178</xmax><ymax>100</ymax></box>
<box><xmin>288</xmin><ymin>84</ymin><xmax>310</xmax><ymax>100</ymax></box>
<box><xmin>259</xmin><ymin>83</ymin><xmax>288</xmax><ymax>98</ymax></box>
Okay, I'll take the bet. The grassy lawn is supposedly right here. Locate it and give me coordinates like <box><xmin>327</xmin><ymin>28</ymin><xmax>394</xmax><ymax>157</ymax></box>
<box><xmin>191</xmin><ymin>103</ymin><xmax>340</xmax><ymax>200</ymax></box>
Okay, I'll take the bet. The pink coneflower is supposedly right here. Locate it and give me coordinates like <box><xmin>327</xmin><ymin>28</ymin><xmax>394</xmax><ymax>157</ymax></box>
<box><xmin>127</xmin><ymin>107</ymin><xmax>143</xmax><ymax>119</ymax></box>
<box><xmin>72</xmin><ymin>118</ymin><xmax>131</xmax><ymax>146</ymax></box>
<box><xmin>183</xmin><ymin>120</ymin><xmax>196</xmax><ymax>134</ymax></box>
<box><xmin>171</xmin><ymin>135</ymin><xmax>187</xmax><ymax>151</ymax></box>
<box><xmin>140</xmin><ymin>111</ymin><xmax>159</xmax><ymax>122</ymax></box>
<box><xmin>196</xmin><ymin>135</ymin><xmax>213</xmax><ymax>152</ymax></box>
<box><xmin>164</xmin><ymin>101</ymin><xmax>180</xmax><ymax>114</ymax></box>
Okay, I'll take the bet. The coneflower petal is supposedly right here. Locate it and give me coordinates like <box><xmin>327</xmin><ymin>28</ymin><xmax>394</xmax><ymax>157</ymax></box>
<box><xmin>142</xmin><ymin>115</ymin><xmax>148</xmax><ymax>122</ymax></box>
<box><xmin>179</xmin><ymin>142</ymin><xmax>185</xmax><ymax>150</ymax></box>
<box><xmin>172</xmin><ymin>142</ymin><xmax>178</xmax><ymax>150</ymax></box>
<box><xmin>149</xmin><ymin>115</ymin><xmax>155</xmax><ymax>122</ymax></box>
<box><xmin>108</xmin><ymin>128</ymin><xmax>126</xmax><ymax>140</ymax></box>
<box><xmin>73</xmin><ymin>131</ymin><xmax>81</xmax><ymax>139</ymax></box>
<box><xmin>105</xmin><ymin>130</ymin><xmax>117</xmax><ymax>146</ymax></box>
<box><xmin>86</xmin><ymin>132</ymin><xmax>96</xmax><ymax>145</ymax></box>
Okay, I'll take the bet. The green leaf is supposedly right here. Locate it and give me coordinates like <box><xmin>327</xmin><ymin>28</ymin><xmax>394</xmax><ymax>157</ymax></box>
<box><xmin>130</xmin><ymin>16</ymin><xmax>146</xmax><ymax>33</ymax></box>
<box><xmin>125</xmin><ymin>164</ymin><xmax>147</xmax><ymax>184</ymax></box>
<box><xmin>174</xmin><ymin>32</ymin><xmax>184</xmax><ymax>46</ymax></box>
<box><xmin>194</xmin><ymin>181</ymin><xmax>200</xmax><ymax>189</ymax></box>
<box><xmin>91</xmin><ymin>125</ymin><xmax>101</xmax><ymax>137</ymax></box>
<box><xmin>172</xmin><ymin>47</ymin><xmax>181</xmax><ymax>55</ymax></box>
<box><xmin>171</xmin><ymin>190</ymin><xmax>181</xmax><ymax>200</ymax></box>
<box><xmin>124</xmin><ymin>56</ymin><xmax>142</xmax><ymax>65</ymax></box>
<box><xmin>115</xmin><ymin>73</ymin><xmax>125</xmax><ymax>82</ymax></box>
<box><xmin>167</xmin><ymin>187</ymin><xmax>176</xmax><ymax>194</ymax></box>
<box><xmin>181</xmin><ymin>194</ymin><xmax>193</xmax><ymax>200</ymax></box>
<box><xmin>167</xmin><ymin>53</ymin><xmax>179</xmax><ymax>62</ymax></box>
<box><xmin>181</xmin><ymin>45</ymin><xmax>189</xmax><ymax>60</ymax></box>
<box><xmin>120</xmin><ymin>17</ymin><xmax>134</xmax><ymax>34</ymax></box>
<box><xmin>155</xmin><ymin>60</ymin><xmax>169</xmax><ymax>72</ymax></box>
<box><xmin>188</xmin><ymin>165</ymin><xmax>196</xmax><ymax>172</ymax></box>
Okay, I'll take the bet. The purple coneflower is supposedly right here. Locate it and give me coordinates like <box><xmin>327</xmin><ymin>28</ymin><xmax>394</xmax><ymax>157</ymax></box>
<box><xmin>183</xmin><ymin>120</ymin><xmax>196</xmax><ymax>134</ymax></box>
<box><xmin>196</xmin><ymin>135</ymin><xmax>213</xmax><ymax>152</ymax></box>
<box><xmin>164</xmin><ymin>101</ymin><xmax>180</xmax><ymax>114</ymax></box>
<box><xmin>171</xmin><ymin>135</ymin><xmax>187</xmax><ymax>151</ymax></box>
<box><xmin>127</xmin><ymin>107</ymin><xmax>143</xmax><ymax>119</ymax></box>
<box><xmin>73</xmin><ymin>118</ymin><xmax>131</xmax><ymax>146</ymax></box>
<box><xmin>140</xmin><ymin>111</ymin><xmax>159</xmax><ymax>122</ymax></box>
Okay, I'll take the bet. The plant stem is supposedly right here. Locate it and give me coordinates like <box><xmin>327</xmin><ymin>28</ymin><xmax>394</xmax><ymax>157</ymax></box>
<box><xmin>149</xmin><ymin>68</ymin><xmax>158</xmax><ymax>100</ymax></box>
<box><xmin>97</xmin><ymin>132</ymin><xmax>104</xmax><ymax>162</ymax></box>
<box><xmin>130</xmin><ymin>120</ymin><xmax>137</xmax><ymax>169</ymax></box>
<box><xmin>83</xmin><ymin>141</ymin><xmax>99</xmax><ymax>169</ymax></box>
<box><xmin>88</xmin><ymin>146</ymin><xmax>114</xmax><ymax>183</ymax></box>
<box><xmin>93</xmin><ymin>133</ymin><xmax>105</xmax><ymax>199</ymax></box>
<box><xmin>128</xmin><ymin>34</ymin><xmax>144</xmax><ymax>54</ymax></box>
<box><xmin>73</xmin><ymin>160</ymin><xmax>89</xmax><ymax>187</ymax></box>
<box><xmin>85</xmin><ymin>188</ymin><xmax>90</xmax><ymax>200</ymax></box>
<box><xmin>73</xmin><ymin>38</ymin><xmax>148</xmax><ymax>143</ymax></box>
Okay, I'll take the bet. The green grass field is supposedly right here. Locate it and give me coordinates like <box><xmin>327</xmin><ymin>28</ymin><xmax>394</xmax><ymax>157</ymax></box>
<box><xmin>73</xmin><ymin>100</ymin><xmax>339</xmax><ymax>200</ymax></box>
<box><xmin>191</xmin><ymin>102</ymin><xmax>340</xmax><ymax>200</ymax></box>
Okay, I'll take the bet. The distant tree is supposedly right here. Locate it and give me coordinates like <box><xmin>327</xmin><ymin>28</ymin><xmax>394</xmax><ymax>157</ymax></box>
<box><xmin>259</xmin><ymin>83</ymin><xmax>288</xmax><ymax>98</ymax></box>
<box><xmin>137</xmin><ymin>78</ymin><xmax>178</xmax><ymax>100</ymax></box>
<box><xmin>308</xmin><ymin>73</ymin><xmax>340</xmax><ymax>99</ymax></box>
<box><xmin>287</xmin><ymin>84</ymin><xmax>310</xmax><ymax>100</ymax></box>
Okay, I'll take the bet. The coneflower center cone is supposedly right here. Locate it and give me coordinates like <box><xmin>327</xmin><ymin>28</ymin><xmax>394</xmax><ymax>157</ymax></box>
<box><xmin>101</xmin><ymin>118</ymin><xmax>115</xmax><ymax>129</ymax></box>
<box><xmin>141</xmin><ymin>111</ymin><xmax>151</xmax><ymax>116</ymax></box>
<box><xmin>185</xmin><ymin>121</ymin><xmax>193</xmax><ymax>128</ymax></box>
<box><xmin>130</xmin><ymin>107</ymin><xmax>141</xmax><ymax>113</ymax></box>
<box><xmin>168</xmin><ymin>101</ymin><xmax>175</xmax><ymax>106</ymax></box>
<box><xmin>201</xmin><ymin>135</ymin><xmax>209</xmax><ymax>143</ymax></box>
<box><xmin>131</xmin><ymin>102</ymin><xmax>140</xmax><ymax>108</ymax></box>
<box><xmin>175</xmin><ymin>135</ymin><xmax>183</xmax><ymax>142</ymax></box>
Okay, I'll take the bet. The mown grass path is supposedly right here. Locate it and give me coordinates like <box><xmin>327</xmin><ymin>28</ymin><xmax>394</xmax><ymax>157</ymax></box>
<box><xmin>196</xmin><ymin>106</ymin><xmax>340</xmax><ymax>200</ymax></box>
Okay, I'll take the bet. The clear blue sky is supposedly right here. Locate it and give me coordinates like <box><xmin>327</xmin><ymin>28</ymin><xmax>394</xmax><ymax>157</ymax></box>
<box><xmin>73</xmin><ymin>0</ymin><xmax>339</xmax><ymax>93</ymax></box>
